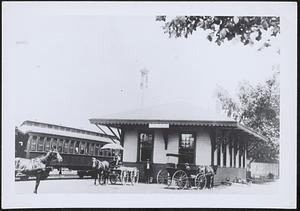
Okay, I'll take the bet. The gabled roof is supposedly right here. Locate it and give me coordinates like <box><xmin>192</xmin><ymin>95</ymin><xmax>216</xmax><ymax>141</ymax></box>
<box><xmin>90</xmin><ymin>102</ymin><xmax>268</xmax><ymax>142</ymax></box>
<box><xmin>91</xmin><ymin>102</ymin><xmax>233</xmax><ymax>122</ymax></box>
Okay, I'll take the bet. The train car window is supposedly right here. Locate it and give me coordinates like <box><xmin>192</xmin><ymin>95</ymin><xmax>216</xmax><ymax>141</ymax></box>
<box><xmin>51</xmin><ymin>138</ymin><xmax>58</xmax><ymax>150</ymax></box>
<box><xmin>58</xmin><ymin>139</ymin><xmax>63</xmax><ymax>153</ymax></box>
<box><xmin>80</xmin><ymin>142</ymin><xmax>85</xmax><ymax>155</ymax></box>
<box><xmin>95</xmin><ymin>144</ymin><xmax>99</xmax><ymax>156</ymax></box>
<box><xmin>63</xmin><ymin>140</ymin><xmax>69</xmax><ymax>154</ymax></box>
<box><xmin>99</xmin><ymin>144</ymin><xmax>103</xmax><ymax>156</ymax></box>
<box><xmin>69</xmin><ymin>140</ymin><xmax>74</xmax><ymax>154</ymax></box>
<box><xmin>75</xmin><ymin>141</ymin><xmax>79</xmax><ymax>154</ymax></box>
<box><xmin>86</xmin><ymin>142</ymin><xmax>90</xmax><ymax>155</ymax></box>
<box><xmin>90</xmin><ymin>144</ymin><xmax>95</xmax><ymax>155</ymax></box>
<box><xmin>45</xmin><ymin>138</ymin><xmax>51</xmax><ymax>151</ymax></box>
<box><xmin>103</xmin><ymin>149</ymin><xmax>107</xmax><ymax>157</ymax></box>
<box><xmin>30</xmin><ymin>136</ymin><xmax>37</xmax><ymax>151</ymax></box>
<box><xmin>37</xmin><ymin>137</ymin><xmax>45</xmax><ymax>151</ymax></box>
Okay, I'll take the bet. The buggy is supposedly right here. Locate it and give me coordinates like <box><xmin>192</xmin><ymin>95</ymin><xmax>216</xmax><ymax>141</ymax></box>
<box><xmin>156</xmin><ymin>153</ymin><xmax>215</xmax><ymax>190</ymax></box>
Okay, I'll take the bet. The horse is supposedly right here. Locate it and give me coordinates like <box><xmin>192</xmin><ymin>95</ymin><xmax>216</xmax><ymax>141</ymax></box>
<box><xmin>91</xmin><ymin>157</ymin><xmax>110</xmax><ymax>185</ymax></box>
<box><xmin>15</xmin><ymin>148</ymin><xmax>63</xmax><ymax>194</ymax></box>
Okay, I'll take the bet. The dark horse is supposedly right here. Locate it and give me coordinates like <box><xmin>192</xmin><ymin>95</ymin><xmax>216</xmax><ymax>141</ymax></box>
<box><xmin>197</xmin><ymin>165</ymin><xmax>217</xmax><ymax>189</ymax></box>
<box><xmin>15</xmin><ymin>148</ymin><xmax>63</xmax><ymax>194</ymax></box>
<box><xmin>91</xmin><ymin>157</ymin><xmax>110</xmax><ymax>185</ymax></box>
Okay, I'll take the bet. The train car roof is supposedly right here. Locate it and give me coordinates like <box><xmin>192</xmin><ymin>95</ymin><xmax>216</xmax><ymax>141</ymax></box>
<box><xmin>17</xmin><ymin>123</ymin><xmax>114</xmax><ymax>143</ymax></box>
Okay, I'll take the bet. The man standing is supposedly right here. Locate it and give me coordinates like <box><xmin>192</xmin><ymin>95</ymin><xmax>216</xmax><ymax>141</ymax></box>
<box><xmin>144</xmin><ymin>159</ymin><xmax>152</xmax><ymax>184</ymax></box>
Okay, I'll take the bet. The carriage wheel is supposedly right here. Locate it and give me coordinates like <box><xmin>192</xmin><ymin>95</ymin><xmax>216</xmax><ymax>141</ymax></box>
<box><xmin>131</xmin><ymin>172</ymin><xmax>136</xmax><ymax>185</ymax></box>
<box><xmin>172</xmin><ymin>170</ymin><xmax>188</xmax><ymax>189</ymax></box>
<box><xmin>156</xmin><ymin>169</ymin><xmax>168</xmax><ymax>185</ymax></box>
<box><xmin>195</xmin><ymin>173</ymin><xmax>207</xmax><ymax>190</ymax></box>
<box><xmin>135</xmin><ymin>171</ymin><xmax>139</xmax><ymax>184</ymax></box>
<box><xmin>133</xmin><ymin>171</ymin><xmax>139</xmax><ymax>184</ymax></box>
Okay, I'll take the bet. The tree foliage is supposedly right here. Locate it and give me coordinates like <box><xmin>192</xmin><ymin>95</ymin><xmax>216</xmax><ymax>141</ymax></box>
<box><xmin>216</xmin><ymin>69</ymin><xmax>280</xmax><ymax>163</ymax></box>
<box><xmin>156</xmin><ymin>16</ymin><xmax>280</xmax><ymax>51</ymax></box>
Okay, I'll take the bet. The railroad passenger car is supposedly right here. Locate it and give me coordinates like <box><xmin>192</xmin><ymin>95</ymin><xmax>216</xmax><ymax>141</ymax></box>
<box><xmin>15</xmin><ymin>120</ymin><xmax>117</xmax><ymax>178</ymax></box>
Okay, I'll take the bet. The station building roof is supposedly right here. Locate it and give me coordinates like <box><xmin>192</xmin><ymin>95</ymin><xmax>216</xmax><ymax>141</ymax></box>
<box><xmin>90</xmin><ymin>102</ymin><xmax>268</xmax><ymax>142</ymax></box>
<box><xmin>18</xmin><ymin>120</ymin><xmax>114</xmax><ymax>143</ymax></box>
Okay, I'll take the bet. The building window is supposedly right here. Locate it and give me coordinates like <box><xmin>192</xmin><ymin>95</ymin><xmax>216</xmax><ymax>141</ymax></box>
<box><xmin>30</xmin><ymin>136</ymin><xmax>37</xmax><ymax>151</ymax></box>
<box><xmin>138</xmin><ymin>132</ymin><xmax>153</xmax><ymax>162</ymax></box>
<box><xmin>179</xmin><ymin>133</ymin><xmax>195</xmax><ymax>164</ymax></box>
<box><xmin>37</xmin><ymin>137</ymin><xmax>45</xmax><ymax>151</ymax></box>
<box><xmin>63</xmin><ymin>140</ymin><xmax>69</xmax><ymax>154</ymax></box>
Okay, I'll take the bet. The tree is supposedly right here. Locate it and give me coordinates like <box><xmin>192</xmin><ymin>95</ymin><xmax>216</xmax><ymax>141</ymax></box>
<box><xmin>216</xmin><ymin>68</ymin><xmax>279</xmax><ymax>163</ymax></box>
<box><xmin>156</xmin><ymin>16</ymin><xmax>280</xmax><ymax>51</ymax></box>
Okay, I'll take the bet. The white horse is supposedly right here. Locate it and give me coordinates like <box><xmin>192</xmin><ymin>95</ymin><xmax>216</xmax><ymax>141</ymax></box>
<box><xmin>15</xmin><ymin>148</ymin><xmax>63</xmax><ymax>194</ymax></box>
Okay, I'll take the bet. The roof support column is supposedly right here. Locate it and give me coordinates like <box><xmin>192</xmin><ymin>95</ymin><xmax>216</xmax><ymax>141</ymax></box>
<box><xmin>120</xmin><ymin>128</ymin><xmax>125</xmax><ymax>147</ymax></box>
<box><xmin>209</xmin><ymin>128</ymin><xmax>216</xmax><ymax>166</ymax></box>
<box><xmin>220</xmin><ymin>141</ymin><xmax>223</xmax><ymax>167</ymax></box>
<box><xmin>236</xmin><ymin>135</ymin><xmax>240</xmax><ymax>168</ymax></box>
<box><xmin>226</xmin><ymin>141</ymin><xmax>231</xmax><ymax>167</ymax></box>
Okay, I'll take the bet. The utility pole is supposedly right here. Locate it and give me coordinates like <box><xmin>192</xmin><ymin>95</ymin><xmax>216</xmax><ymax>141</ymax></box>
<box><xmin>140</xmin><ymin>68</ymin><xmax>149</xmax><ymax>108</ymax></box>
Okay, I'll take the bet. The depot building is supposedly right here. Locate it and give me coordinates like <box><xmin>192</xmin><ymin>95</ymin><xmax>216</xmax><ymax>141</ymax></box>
<box><xmin>90</xmin><ymin>103</ymin><xmax>267</xmax><ymax>184</ymax></box>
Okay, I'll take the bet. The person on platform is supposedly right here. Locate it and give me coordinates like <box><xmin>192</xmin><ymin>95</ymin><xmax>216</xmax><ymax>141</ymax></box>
<box><xmin>144</xmin><ymin>159</ymin><xmax>152</xmax><ymax>184</ymax></box>
<box><xmin>114</xmin><ymin>151</ymin><xmax>121</xmax><ymax>168</ymax></box>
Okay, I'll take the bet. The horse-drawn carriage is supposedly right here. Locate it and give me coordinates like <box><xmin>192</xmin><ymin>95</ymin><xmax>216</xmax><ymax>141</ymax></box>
<box><xmin>92</xmin><ymin>158</ymin><xmax>139</xmax><ymax>185</ymax></box>
<box><xmin>156</xmin><ymin>153</ymin><xmax>215</xmax><ymax>190</ymax></box>
<box><xmin>92</xmin><ymin>144</ymin><xmax>139</xmax><ymax>185</ymax></box>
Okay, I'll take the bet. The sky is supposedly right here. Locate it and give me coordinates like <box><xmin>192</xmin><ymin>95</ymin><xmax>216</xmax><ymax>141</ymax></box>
<box><xmin>4</xmin><ymin>5</ymin><xmax>280</xmax><ymax>131</ymax></box>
